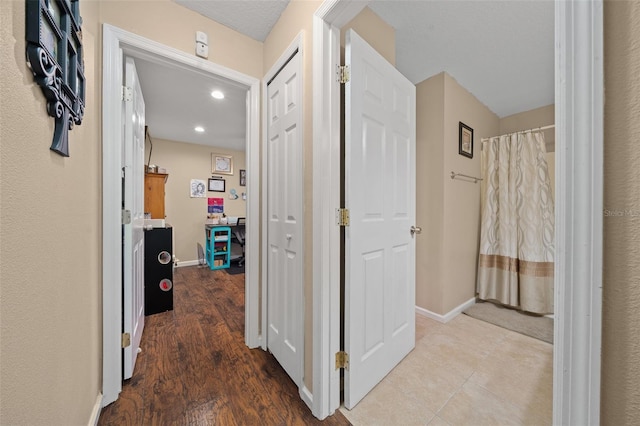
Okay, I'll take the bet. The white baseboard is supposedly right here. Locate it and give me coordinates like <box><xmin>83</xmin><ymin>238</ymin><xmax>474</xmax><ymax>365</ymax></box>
<box><xmin>88</xmin><ymin>393</ymin><xmax>103</xmax><ymax>426</ymax></box>
<box><xmin>300</xmin><ymin>384</ymin><xmax>313</xmax><ymax>411</ymax></box>
<box><xmin>175</xmin><ymin>259</ymin><xmax>200</xmax><ymax>268</ymax></box>
<box><xmin>415</xmin><ymin>297</ymin><xmax>476</xmax><ymax>323</ymax></box>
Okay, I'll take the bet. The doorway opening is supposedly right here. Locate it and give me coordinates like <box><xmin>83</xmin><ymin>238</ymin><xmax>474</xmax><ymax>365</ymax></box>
<box><xmin>311</xmin><ymin>1</ymin><xmax>603</xmax><ymax>423</ymax></box>
<box><xmin>102</xmin><ymin>24</ymin><xmax>260</xmax><ymax>407</ymax></box>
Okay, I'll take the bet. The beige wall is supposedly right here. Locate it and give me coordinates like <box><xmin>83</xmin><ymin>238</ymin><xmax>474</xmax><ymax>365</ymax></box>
<box><xmin>99</xmin><ymin>0</ymin><xmax>263</xmax><ymax>79</ymax></box>
<box><xmin>500</xmin><ymin>104</ymin><xmax>555</xmax><ymax>136</ymax></box>
<box><xmin>416</xmin><ymin>80</ymin><xmax>559</xmax><ymax>315</ymax></box>
<box><xmin>145</xmin><ymin>139</ymin><xmax>247</xmax><ymax>263</ymax></box>
<box><xmin>341</xmin><ymin>7</ymin><xmax>396</xmax><ymax>66</ymax></box>
<box><xmin>602</xmin><ymin>0</ymin><xmax>640</xmax><ymax>422</ymax></box>
<box><xmin>500</xmin><ymin>104</ymin><xmax>556</xmax><ymax>201</ymax></box>
<box><xmin>416</xmin><ymin>73</ymin><xmax>446</xmax><ymax>313</ymax></box>
<box><xmin>0</xmin><ymin>1</ymin><xmax>102</xmax><ymax>424</ymax></box>
<box><xmin>415</xmin><ymin>72</ymin><xmax>501</xmax><ymax>314</ymax></box>
<box><xmin>441</xmin><ymin>73</ymin><xmax>501</xmax><ymax>312</ymax></box>
<box><xmin>0</xmin><ymin>0</ymin><xmax>262</xmax><ymax>424</ymax></box>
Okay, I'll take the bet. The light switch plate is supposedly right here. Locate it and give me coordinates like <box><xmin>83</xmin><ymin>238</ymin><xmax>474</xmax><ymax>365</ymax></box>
<box><xmin>196</xmin><ymin>31</ymin><xmax>208</xmax><ymax>45</ymax></box>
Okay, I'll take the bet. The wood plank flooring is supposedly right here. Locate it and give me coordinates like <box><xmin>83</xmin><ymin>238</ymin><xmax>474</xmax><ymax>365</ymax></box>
<box><xmin>98</xmin><ymin>266</ymin><xmax>350</xmax><ymax>425</ymax></box>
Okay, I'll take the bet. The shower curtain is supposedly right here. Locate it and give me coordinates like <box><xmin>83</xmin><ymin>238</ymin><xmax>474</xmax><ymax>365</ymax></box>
<box><xmin>477</xmin><ymin>131</ymin><xmax>555</xmax><ymax>314</ymax></box>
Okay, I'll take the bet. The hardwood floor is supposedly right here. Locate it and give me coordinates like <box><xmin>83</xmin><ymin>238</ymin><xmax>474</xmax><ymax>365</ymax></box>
<box><xmin>98</xmin><ymin>266</ymin><xmax>350</xmax><ymax>425</ymax></box>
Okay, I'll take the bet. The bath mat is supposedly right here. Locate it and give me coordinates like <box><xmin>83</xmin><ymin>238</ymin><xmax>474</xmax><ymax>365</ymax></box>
<box><xmin>463</xmin><ymin>300</ymin><xmax>553</xmax><ymax>344</ymax></box>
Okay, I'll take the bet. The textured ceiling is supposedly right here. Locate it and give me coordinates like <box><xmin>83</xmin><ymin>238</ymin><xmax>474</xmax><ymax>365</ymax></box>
<box><xmin>367</xmin><ymin>0</ymin><xmax>555</xmax><ymax>118</ymax></box>
<box><xmin>137</xmin><ymin>0</ymin><xmax>554</xmax><ymax>152</ymax></box>
<box><xmin>174</xmin><ymin>0</ymin><xmax>290</xmax><ymax>42</ymax></box>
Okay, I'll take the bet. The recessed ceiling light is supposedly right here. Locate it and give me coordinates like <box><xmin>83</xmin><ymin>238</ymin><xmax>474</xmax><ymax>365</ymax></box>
<box><xmin>194</xmin><ymin>126</ymin><xmax>205</xmax><ymax>133</ymax></box>
<box><xmin>211</xmin><ymin>90</ymin><xmax>225</xmax><ymax>100</ymax></box>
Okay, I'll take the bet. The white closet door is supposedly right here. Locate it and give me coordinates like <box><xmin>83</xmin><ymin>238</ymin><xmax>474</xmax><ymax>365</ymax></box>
<box><xmin>266</xmin><ymin>51</ymin><xmax>304</xmax><ymax>386</ymax></box>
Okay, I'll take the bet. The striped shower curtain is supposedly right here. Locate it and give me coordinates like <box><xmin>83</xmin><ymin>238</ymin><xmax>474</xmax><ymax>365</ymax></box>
<box><xmin>477</xmin><ymin>131</ymin><xmax>555</xmax><ymax>314</ymax></box>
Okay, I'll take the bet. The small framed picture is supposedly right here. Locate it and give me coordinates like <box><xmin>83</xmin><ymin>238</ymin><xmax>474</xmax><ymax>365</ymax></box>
<box><xmin>459</xmin><ymin>122</ymin><xmax>474</xmax><ymax>159</ymax></box>
<box><xmin>190</xmin><ymin>179</ymin><xmax>207</xmax><ymax>198</ymax></box>
<box><xmin>212</xmin><ymin>154</ymin><xmax>233</xmax><ymax>175</ymax></box>
<box><xmin>239</xmin><ymin>169</ymin><xmax>246</xmax><ymax>186</ymax></box>
<box><xmin>208</xmin><ymin>178</ymin><xmax>226</xmax><ymax>192</ymax></box>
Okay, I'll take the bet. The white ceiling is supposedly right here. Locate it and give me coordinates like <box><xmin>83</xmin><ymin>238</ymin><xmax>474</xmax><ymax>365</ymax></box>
<box><xmin>134</xmin><ymin>57</ymin><xmax>247</xmax><ymax>150</ymax></box>
<box><xmin>136</xmin><ymin>0</ymin><xmax>554</xmax><ymax>151</ymax></box>
<box><xmin>367</xmin><ymin>0</ymin><xmax>554</xmax><ymax>118</ymax></box>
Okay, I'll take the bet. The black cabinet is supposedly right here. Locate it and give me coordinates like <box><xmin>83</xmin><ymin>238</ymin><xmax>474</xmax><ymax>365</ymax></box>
<box><xmin>144</xmin><ymin>226</ymin><xmax>174</xmax><ymax>315</ymax></box>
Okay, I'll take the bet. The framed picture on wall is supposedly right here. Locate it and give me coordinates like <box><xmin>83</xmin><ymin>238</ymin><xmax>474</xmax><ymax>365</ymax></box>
<box><xmin>208</xmin><ymin>178</ymin><xmax>226</xmax><ymax>192</ymax></box>
<box><xmin>212</xmin><ymin>154</ymin><xmax>233</xmax><ymax>175</ymax></box>
<box><xmin>190</xmin><ymin>179</ymin><xmax>207</xmax><ymax>198</ymax></box>
<box><xmin>239</xmin><ymin>169</ymin><xmax>246</xmax><ymax>186</ymax></box>
<box><xmin>459</xmin><ymin>122</ymin><xmax>474</xmax><ymax>159</ymax></box>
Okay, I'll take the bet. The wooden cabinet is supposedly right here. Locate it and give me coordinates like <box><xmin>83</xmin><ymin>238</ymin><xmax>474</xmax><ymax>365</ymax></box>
<box><xmin>144</xmin><ymin>172</ymin><xmax>168</xmax><ymax>219</ymax></box>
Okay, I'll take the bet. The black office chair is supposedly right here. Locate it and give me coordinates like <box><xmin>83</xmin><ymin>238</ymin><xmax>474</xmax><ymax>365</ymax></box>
<box><xmin>232</xmin><ymin>217</ymin><xmax>246</xmax><ymax>267</ymax></box>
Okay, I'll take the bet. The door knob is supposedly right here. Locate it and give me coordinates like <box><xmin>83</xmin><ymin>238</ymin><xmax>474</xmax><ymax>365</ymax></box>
<box><xmin>410</xmin><ymin>226</ymin><xmax>422</xmax><ymax>236</ymax></box>
<box><xmin>286</xmin><ymin>234</ymin><xmax>292</xmax><ymax>240</ymax></box>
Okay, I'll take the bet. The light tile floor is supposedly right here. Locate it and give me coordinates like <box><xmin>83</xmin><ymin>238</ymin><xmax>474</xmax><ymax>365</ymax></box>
<box><xmin>340</xmin><ymin>314</ymin><xmax>553</xmax><ymax>426</ymax></box>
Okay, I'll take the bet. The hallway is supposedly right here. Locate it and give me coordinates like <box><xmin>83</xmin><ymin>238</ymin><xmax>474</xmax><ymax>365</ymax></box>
<box><xmin>97</xmin><ymin>266</ymin><xmax>552</xmax><ymax>425</ymax></box>
<box><xmin>98</xmin><ymin>266</ymin><xmax>349</xmax><ymax>425</ymax></box>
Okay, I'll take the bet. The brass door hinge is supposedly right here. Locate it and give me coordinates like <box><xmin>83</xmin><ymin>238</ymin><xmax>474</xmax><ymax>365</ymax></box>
<box><xmin>122</xmin><ymin>332</ymin><xmax>131</xmax><ymax>348</ymax></box>
<box><xmin>335</xmin><ymin>351</ymin><xmax>349</xmax><ymax>370</ymax></box>
<box><xmin>337</xmin><ymin>65</ymin><xmax>350</xmax><ymax>84</ymax></box>
<box><xmin>336</xmin><ymin>208</ymin><xmax>350</xmax><ymax>227</ymax></box>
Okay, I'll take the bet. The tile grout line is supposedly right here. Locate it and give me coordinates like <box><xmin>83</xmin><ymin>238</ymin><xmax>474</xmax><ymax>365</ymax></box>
<box><xmin>433</xmin><ymin>315</ymin><xmax>511</xmax><ymax>420</ymax></box>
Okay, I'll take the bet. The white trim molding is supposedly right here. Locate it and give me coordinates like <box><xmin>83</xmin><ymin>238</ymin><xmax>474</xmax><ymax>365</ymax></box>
<box><xmin>553</xmin><ymin>1</ymin><xmax>603</xmax><ymax>425</ymax></box>
<box><xmin>415</xmin><ymin>298</ymin><xmax>476</xmax><ymax>324</ymax></box>
<box><xmin>102</xmin><ymin>24</ymin><xmax>261</xmax><ymax>406</ymax></box>
<box><xmin>101</xmin><ymin>24</ymin><xmax>125</xmax><ymax>407</ymax></box>
<box><xmin>244</xmin><ymin>78</ymin><xmax>262</xmax><ymax>350</ymax></box>
<box><xmin>175</xmin><ymin>260</ymin><xmax>200</xmax><ymax>268</ymax></box>
<box><xmin>300</xmin><ymin>385</ymin><xmax>314</xmax><ymax>412</ymax></box>
<box><xmin>312</xmin><ymin>0</ymin><xmax>368</xmax><ymax>419</ymax></box>
<box><xmin>88</xmin><ymin>393</ymin><xmax>103</xmax><ymax>426</ymax></box>
<box><xmin>311</xmin><ymin>12</ymin><xmax>341</xmax><ymax>421</ymax></box>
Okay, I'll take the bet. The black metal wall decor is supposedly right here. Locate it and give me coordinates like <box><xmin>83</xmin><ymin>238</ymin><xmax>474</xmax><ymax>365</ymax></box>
<box><xmin>26</xmin><ymin>0</ymin><xmax>85</xmax><ymax>157</ymax></box>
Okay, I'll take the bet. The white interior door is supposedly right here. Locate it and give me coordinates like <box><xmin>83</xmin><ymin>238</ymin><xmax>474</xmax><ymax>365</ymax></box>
<box><xmin>123</xmin><ymin>57</ymin><xmax>146</xmax><ymax>380</ymax></box>
<box><xmin>344</xmin><ymin>29</ymin><xmax>417</xmax><ymax>409</ymax></box>
<box><xmin>266</xmin><ymin>51</ymin><xmax>304</xmax><ymax>385</ymax></box>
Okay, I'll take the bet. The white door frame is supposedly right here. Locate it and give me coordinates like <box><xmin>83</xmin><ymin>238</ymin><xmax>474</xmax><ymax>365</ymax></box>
<box><xmin>260</xmin><ymin>31</ymin><xmax>310</xmax><ymax>405</ymax></box>
<box><xmin>102</xmin><ymin>24</ymin><xmax>261</xmax><ymax>406</ymax></box>
<box><xmin>553</xmin><ymin>2</ymin><xmax>603</xmax><ymax>424</ymax></box>
<box><xmin>310</xmin><ymin>0</ymin><xmax>603</xmax><ymax>423</ymax></box>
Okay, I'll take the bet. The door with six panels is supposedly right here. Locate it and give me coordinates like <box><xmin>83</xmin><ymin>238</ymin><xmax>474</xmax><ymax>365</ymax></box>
<box><xmin>266</xmin><ymin>50</ymin><xmax>304</xmax><ymax>386</ymax></box>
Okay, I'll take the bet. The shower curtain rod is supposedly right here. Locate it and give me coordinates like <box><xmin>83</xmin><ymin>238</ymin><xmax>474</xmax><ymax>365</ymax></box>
<box><xmin>480</xmin><ymin>124</ymin><xmax>555</xmax><ymax>142</ymax></box>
